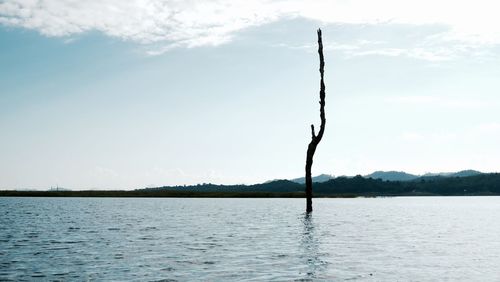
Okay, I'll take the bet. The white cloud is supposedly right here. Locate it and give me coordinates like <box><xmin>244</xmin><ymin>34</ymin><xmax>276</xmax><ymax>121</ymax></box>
<box><xmin>0</xmin><ymin>0</ymin><xmax>290</xmax><ymax>48</ymax></box>
<box><xmin>2</xmin><ymin>0</ymin><xmax>500</xmax><ymax>54</ymax></box>
<box><xmin>298</xmin><ymin>0</ymin><xmax>500</xmax><ymax>45</ymax></box>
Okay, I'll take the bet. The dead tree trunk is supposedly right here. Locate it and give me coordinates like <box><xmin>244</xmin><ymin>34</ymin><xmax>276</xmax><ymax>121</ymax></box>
<box><xmin>305</xmin><ymin>29</ymin><xmax>326</xmax><ymax>213</ymax></box>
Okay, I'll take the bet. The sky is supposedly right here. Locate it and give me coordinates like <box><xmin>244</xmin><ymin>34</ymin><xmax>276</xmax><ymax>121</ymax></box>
<box><xmin>1</xmin><ymin>0</ymin><xmax>500</xmax><ymax>190</ymax></box>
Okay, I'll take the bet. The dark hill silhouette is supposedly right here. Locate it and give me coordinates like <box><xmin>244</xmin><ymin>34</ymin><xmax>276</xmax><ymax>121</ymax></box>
<box><xmin>451</xmin><ymin>170</ymin><xmax>483</xmax><ymax>177</ymax></box>
<box><xmin>364</xmin><ymin>169</ymin><xmax>483</xmax><ymax>182</ymax></box>
<box><xmin>291</xmin><ymin>174</ymin><xmax>334</xmax><ymax>184</ymax></box>
<box><xmin>143</xmin><ymin>179</ymin><xmax>303</xmax><ymax>193</ymax></box>
<box><xmin>139</xmin><ymin>172</ymin><xmax>500</xmax><ymax>196</ymax></box>
<box><xmin>422</xmin><ymin>170</ymin><xmax>482</xmax><ymax>178</ymax></box>
<box><xmin>3</xmin><ymin>171</ymin><xmax>498</xmax><ymax>198</ymax></box>
<box><xmin>364</xmin><ymin>171</ymin><xmax>418</xmax><ymax>181</ymax></box>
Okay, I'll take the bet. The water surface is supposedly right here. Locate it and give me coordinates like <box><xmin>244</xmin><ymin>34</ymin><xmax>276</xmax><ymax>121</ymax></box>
<box><xmin>1</xmin><ymin>197</ymin><xmax>499</xmax><ymax>281</ymax></box>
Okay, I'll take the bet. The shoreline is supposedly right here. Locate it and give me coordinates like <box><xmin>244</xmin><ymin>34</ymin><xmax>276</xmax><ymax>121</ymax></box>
<box><xmin>1</xmin><ymin>190</ymin><xmax>497</xmax><ymax>198</ymax></box>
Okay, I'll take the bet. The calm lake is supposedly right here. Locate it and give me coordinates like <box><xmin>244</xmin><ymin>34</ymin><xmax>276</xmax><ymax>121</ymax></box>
<box><xmin>1</xmin><ymin>197</ymin><xmax>499</xmax><ymax>281</ymax></box>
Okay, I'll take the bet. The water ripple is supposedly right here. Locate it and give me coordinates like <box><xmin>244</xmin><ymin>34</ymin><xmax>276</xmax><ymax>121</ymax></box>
<box><xmin>1</xmin><ymin>197</ymin><xmax>500</xmax><ymax>280</ymax></box>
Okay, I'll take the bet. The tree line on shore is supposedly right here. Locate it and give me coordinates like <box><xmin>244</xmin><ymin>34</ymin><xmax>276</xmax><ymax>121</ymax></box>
<box><xmin>144</xmin><ymin>173</ymin><xmax>500</xmax><ymax>196</ymax></box>
<box><xmin>2</xmin><ymin>173</ymin><xmax>499</xmax><ymax>197</ymax></box>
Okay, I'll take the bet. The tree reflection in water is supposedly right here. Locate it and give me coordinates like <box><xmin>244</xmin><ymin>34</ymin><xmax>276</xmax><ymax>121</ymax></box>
<box><xmin>300</xmin><ymin>213</ymin><xmax>329</xmax><ymax>279</ymax></box>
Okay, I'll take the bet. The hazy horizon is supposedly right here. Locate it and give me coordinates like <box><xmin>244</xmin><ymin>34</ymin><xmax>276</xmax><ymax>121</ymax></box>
<box><xmin>4</xmin><ymin>169</ymin><xmax>496</xmax><ymax>191</ymax></box>
<box><xmin>2</xmin><ymin>1</ymin><xmax>500</xmax><ymax>189</ymax></box>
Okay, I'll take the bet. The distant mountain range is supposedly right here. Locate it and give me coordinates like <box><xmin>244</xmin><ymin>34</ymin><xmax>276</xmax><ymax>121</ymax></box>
<box><xmin>135</xmin><ymin>171</ymin><xmax>500</xmax><ymax>197</ymax></box>
<box><xmin>290</xmin><ymin>174</ymin><xmax>334</xmax><ymax>184</ymax></box>
<box><xmin>364</xmin><ymin>171</ymin><xmax>419</xmax><ymax>181</ymax></box>
<box><xmin>284</xmin><ymin>169</ymin><xmax>482</xmax><ymax>184</ymax></box>
<box><xmin>3</xmin><ymin>171</ymin><xmax>498</xmax><ymax>198</ymax></box>
<box><xmin>421</xmin><ymin>170</ymin><xmax>483</xmax><ymax>178</ymax></box>
<box><xmin>3</xmin><ymin>169</ymin><xmax>496</xmax><ymax>198</ymax></box>
<box><xmin>363</xmin><ymin>170</ymin><xmax>482</xmax><ymax>182</ymax></box>
<box><xmin>273</xmin><ymin>170</ymin><xmax>483</xmax><ymax>184</ymax></box>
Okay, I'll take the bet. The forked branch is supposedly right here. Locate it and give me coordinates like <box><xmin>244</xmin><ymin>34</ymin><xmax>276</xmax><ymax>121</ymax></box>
<box><xmin>305</xmin><ymin>28</ymin><xmax>326</xmax><ymax>213</ymax></box>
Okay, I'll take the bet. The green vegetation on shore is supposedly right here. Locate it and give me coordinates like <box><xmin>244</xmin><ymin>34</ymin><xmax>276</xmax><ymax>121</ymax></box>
<box><xmin>1</xmin><ymin>173</ymin><xmax>499</xmax><ymax>198</ymax></box>
<box><xmin>0</xmin><ymin>190</ymin><xmax>311</xmax><ymax>198</ymax></box>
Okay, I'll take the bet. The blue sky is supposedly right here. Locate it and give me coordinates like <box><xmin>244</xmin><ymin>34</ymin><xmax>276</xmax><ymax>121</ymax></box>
<box><xmin>1</xmin><ymin>1</ymin><xmax>500</xmax><ymax>189</ymax></box>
